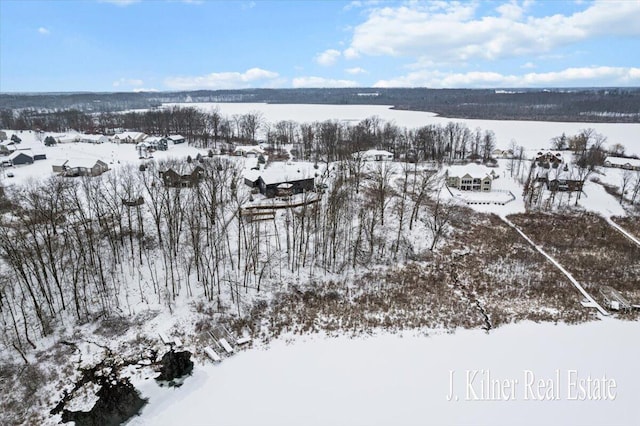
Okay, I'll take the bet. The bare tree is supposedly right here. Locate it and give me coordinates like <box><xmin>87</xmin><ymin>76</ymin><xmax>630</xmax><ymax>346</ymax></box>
<box><xmin>423</xmin><ymin>189</ymin><xmax>454</xmax><ymax>251</ymax></box>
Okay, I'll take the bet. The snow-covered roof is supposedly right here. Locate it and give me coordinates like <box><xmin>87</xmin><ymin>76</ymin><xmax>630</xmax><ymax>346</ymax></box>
<box><xmin>167</xmin><ymin>135</ymin><xmax>185</xmax><ymax>141</ymax></box>
<box><xmin>446</xmin><ymin>164</ymin><xmax>495</xmax><ymax>179</ymax></box>
<box><xmin>535</xmin><ymin>150</ymin><xmax>564</xmax><ymax>162</ymax></box>
<box><xmin>257</xmin><ymin>162</ymin><xmax>318</xmax><ymax>185</ymax></box>
<box><xmin>56</xmin><ymin>134</ymin><xmax>80</xmax><ymax>143</ymax></box>
<box><xmin>605</xmin><ymin>156</ymin><xmax>640</xmax><ymax>168</ymax></box>
<box><xmin>113</xmin><ymin>131</ymin><xmax>147</xmax><ymax>140</ymax></box>
<box><xmin>235</xmin><ymin>145</ymin><xmax>264</xmax><ymax>154</ymax></box>
<box><xmin>243</xmin><ymin>169</ymin><xmax>261</xmax><ymax>182</ymax></box>
<box><xmin>358</xmin><ymin>149</ymin><xmax>394</xmax><ymax>159</ymax></box>
<box><xmin>8</xmin><ymin>150</ymin><xmax>33</xmax><ymax>160</ymax></box>
<box><xmin>68</xmin><ymin>158</ymin><xmax>104</xmax><ymax>169</ymax></box>
<box><xmin>81</xmin><ymin>134</ymin><xmax>108</xmax><ymax>141</ymax></box>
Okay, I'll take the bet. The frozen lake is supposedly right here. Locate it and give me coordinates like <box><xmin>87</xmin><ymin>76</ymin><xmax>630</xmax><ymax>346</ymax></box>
<box><xmin>168</xmin><ymin>102</ymin><xmax>640</xmax><ymax>155</ymax></box>
<box><xmin>130</xmin><ymin>319</ymin><xmax>640</xmax><ymax>426</ymax></box>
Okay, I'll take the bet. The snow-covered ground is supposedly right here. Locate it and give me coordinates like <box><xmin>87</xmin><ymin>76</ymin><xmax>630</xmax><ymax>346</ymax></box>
<box><xmin>0</xmin><ymin>130</ymin><xmax>210</xmax><ymax>185</ymax></box>
<box><xmin>129</xmin><ymin>319</ymin><xmax>640</xmax><ymax>426</ymax></box>
<box><xmin>167</xmin><ymin>102</ymin><xmax>640</xmax><ymax>156</ymax></box>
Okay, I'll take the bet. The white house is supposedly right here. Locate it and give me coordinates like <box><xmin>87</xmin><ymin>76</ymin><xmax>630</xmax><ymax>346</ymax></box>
<box><xmin>358</xmin><ymin>149</ymin><xmax>394</xmax><ymax>162</ymax></box>
<box><xmin>56</xmin><ymin>134</ymin><xmax>81</xmax><ymax>144</ymax></box>
<box><xmin>112</xmin><ymin>132</ymin><xmax>147</xmax><ymax>144</ymax></box>
<box><xmin>81</xmin><ymin>134</ymin><xmax>109</xmax><ymax>144</ymax></box>
<box><xmin>235</xmin><ymin>145</ymin><xmax>264</xmax><ymax>157</ymax></box>
<box><xmin>166</xmin><ymin>135</ymin><xmax>186</xmax><ymax>144</ymax></box>
<box><xmin>446</xmin><ymin>164</ymin><xmax>497</xmax><ymax>192</ymax></box>
<box><xmin>603</xmin><ymin>156</ymin><xmax>640</xmax><ymax>171</ymax></box>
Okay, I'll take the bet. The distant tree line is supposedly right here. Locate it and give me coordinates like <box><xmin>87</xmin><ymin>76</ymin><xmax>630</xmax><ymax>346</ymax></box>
<box><xmin>2</xmin><ymin>87</ymin><xmax>639</xmax><ymax>123</ymax></box>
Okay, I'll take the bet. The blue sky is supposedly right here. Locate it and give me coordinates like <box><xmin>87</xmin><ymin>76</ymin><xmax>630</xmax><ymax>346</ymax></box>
<box><xmin>1</xmin><ymin>0</ymin><xmax>639</xmax><ymax>92</ymax></box>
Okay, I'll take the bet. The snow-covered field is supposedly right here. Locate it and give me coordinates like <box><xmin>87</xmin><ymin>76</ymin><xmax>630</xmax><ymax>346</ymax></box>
<box><xmin>168</xmin><ymin>102</ymin><xmax>640</xmax><ymax>156</ymax></box>
<box><xmin>129</xmin><ymin>319</ymin><xmax>640</xmax><ymax>426</ymax></box>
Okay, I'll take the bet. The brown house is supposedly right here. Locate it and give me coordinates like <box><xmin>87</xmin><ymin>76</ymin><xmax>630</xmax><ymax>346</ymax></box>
<box><xmin>159</xmin><ymin>165</ymin><xmax>205</xmax><ymax>187</ymax></box>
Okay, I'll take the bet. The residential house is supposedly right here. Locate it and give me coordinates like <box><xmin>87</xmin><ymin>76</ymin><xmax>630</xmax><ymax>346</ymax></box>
<box><xmin>112</xmin><ymin>132</ymin><xmax>147</xmax><ymax>144</ymax></box>
<box><xmin>603</xmin><ymin>156</ymin><xmax>640</xmax><ymax>171</ymax></box>
<box><xmin>166</xmin><ymin>135</ymin><xmax>186</xmax><ymax>144</ymax></box>
<box><xmin>243</xmin><ymin>169</ymin><xmax>261</xmax><ymax>188</ymax></box>
<box><xmin>81</xmin><ymin>134</ymin><xmax>109</xmax><ymax>144</ymax></box>
<box><xmin>159</xmin><ymin>165</ymin><xmax>205</xmax><ymax>188</ymax></box>
<box><xmin>53</xmin><ymin>159</ymin><xmax>109</xmax><ymax>177</ymax></box>
<box><xmin>145</xmin><ymin>136</ymin><xmax>161</xmax><ymax>150</ymax></box>
<box><xmin>534</xmin><ymin>151</ymin><xmax>566</xmax><ymax>183</ymax></box>
<box><xmin>56</xmin><ymin>134</ymin><xmax>81</xmax><ymax>144</ymax></box>
<box><xmin>446</xmin><ymin>164</ymin><xmax>497</xmax><ymax>191</ymax></box>
<box><xmin>0</xmin><ymin>140</ymin><xmax>17</xmax><ymax>154</ymax></box>
<box><xmin>358</xmin><ymin>149</ymin><xmax>394</xmax><ymax>162</ymax></box>
<box><xmin>52</xmin><ymin>160</ymin><xmax>69</xmax><ymax>174</ymax></box>
<box><xmin>253</xmin><ymin>164</ymin><xmax>316</xmax><ymax>198</ymax></box>
<box><xmin>8</xmin><ymin>151</ymin><xmax>34</xmax><ymax>166</ymax></box>
<box><xmin>546</xmin><ymin>168</ymin><xmax>584</xmax><ymax>192</ymax></box>
<box><xmin>234</xmin><ymin>145</ymin><xmax>264</xmax><ymax>157</ymax></box>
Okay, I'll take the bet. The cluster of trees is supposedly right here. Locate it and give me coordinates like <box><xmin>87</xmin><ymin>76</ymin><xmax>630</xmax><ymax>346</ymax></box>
<box><xmin>275</xmin><ymin>119</ymin><xmax>497</xmax><ymax>164</ymax></box>
<box><xmin>3</xmin><ymin>87</ymin><xmax>639</xmax><ymax>122</ymax></box>
<box><xmin>0</xmin><ymin>153</ymin><xmax>456</xmax><ymax>360</ymax></box>
<box><xmin>2</xmin><ymin>103</ymin><xmax>504</xmax><ymax>165</ymax></box>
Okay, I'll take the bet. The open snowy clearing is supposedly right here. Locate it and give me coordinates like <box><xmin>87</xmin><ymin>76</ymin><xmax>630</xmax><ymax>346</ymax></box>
<box><xmin>167</xmin><ymin>102</ymin><xmax>640</xmax><ymax>156</ymax></box>
<box><xmin>129</xmin><ymin>319</ymin><xmax>639</xmax><ymax>426</ymax></box>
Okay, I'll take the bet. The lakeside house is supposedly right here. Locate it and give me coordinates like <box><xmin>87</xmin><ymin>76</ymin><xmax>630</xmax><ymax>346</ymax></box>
<box><xmin>244</xmin><ymin>162</ymin><xmax>317</xmax><ymax>198</ymax></box>
<box><xmin>445</xmin><ymin>164</ymin><xmax>497</xmax><ymax>191</ymax></box>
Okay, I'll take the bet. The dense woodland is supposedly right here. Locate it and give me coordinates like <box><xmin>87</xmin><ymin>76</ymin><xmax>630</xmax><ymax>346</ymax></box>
<box><xmin>2</xmin><ymin>87</ymin><xmax>640</xmax><ymax>122</ymax></box>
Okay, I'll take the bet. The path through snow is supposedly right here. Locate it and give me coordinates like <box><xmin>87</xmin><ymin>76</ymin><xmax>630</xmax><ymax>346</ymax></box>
<box><xmin>500</xmin><ymin>216</ymin><xmax>608</xmax><ymax>316</ymax></box>
<box><xmin>605</xmin><ymin>217</ymin><xmax>640</xmax><ymax>248</ymax></box>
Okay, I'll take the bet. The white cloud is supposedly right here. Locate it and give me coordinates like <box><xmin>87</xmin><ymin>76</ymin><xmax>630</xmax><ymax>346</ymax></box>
<box><xmin>292</xmin><ymin>76</ymin><xmax>357</xmax><ymax>88</ymax></box>
<box><xmin>345</xmin><ymin>67</ymin><xmax>368</xmax><ymax>75</ymax></box>
<box><xmin>315</xmin><ymin>49</ymin><xmax>342</xmax><ymax>67</ymax></box>
<box><xmin>373</xmin><ymin>66</ymin><xmax>640</xmax><ymax>88</ymax></box>
<box><xmin>37</xmin><ymin>27</ymin><xmax>50</xmax><ymax>35</ymax></box>
<box><xmin>343</xmin><ymin>47</ymin><xmax>360</xmax><ymax>60</ymax></box>
<box><xmin>495</xmin><ymin>1</ymin><xmax>529</xmax><ymax>21</ymax></box>
<box><xmin>164</xmin><ymin>67</ymin><xmax>280</xmax><ymax>90</ymax></box>
<box><xmin>521</xmin><ymin>62</ymin><xmax>536</xmax><ymax>69</ymax></box>
<box><xmin>345</xmin><ymin>1</ymin><xmax>640</xmax><ymax>64</ymax></box>
<box><xmin>113</xmin><ymin>78</ymin><xmax>144</xmax><ymax>88</ymax></box>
